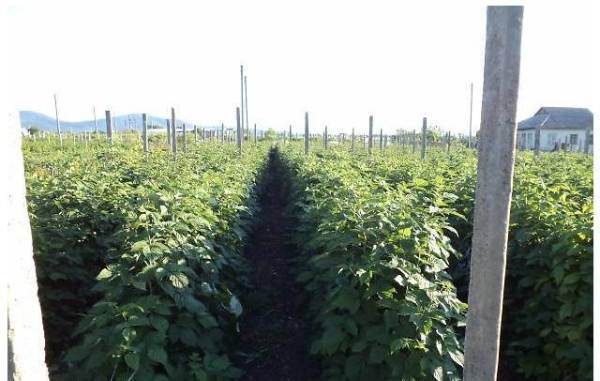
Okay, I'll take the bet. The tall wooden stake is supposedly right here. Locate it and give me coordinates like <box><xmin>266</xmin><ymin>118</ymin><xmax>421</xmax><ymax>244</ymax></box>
<box><xmin>368</xmin><ymin>115</ymin><xmax>373</xmax><ymax>155</ymax></box>
<box><xmin>105</xmin><ymin>110</ymin><xmax>113</xmax><ymax>144</ymax></box>
<box><xmin>221</xmin><ymin>123</ymin><xmax>225</xmax><ymax>143</ymax></box>
<box><xmin>421</xmin><ymin>117</ymin><xmax>427</xmax><ymax>159</ymax></box>
<box><xmin>351</xmin><ymin>128</ymin><xmax>355</xmax><ymax>150</ymax></box>
<box><xmin>93</xmin><ymin>106</ymin><xmax>98</xmax><ymax>135</ymax></box>
<box><xmin>142</xmin><ymin>113</ymin><xmax>148</xmax><ymax>153</ymax></box>
<box><xmin>166</xmin><ymin>119</ymin><xmax>171</xmax><ymax>145</ymax></box>
<box><xmin>304</xmin><ymin>112</ymin><xmax>309</xmax><ymax>155</ymax></box>
<box><xmin>170</xmin><ymin>107</ymin><xmax>177</xmax><ymax>158</ymax></box>
<box><xmin>244</xmin><ymin>75</ymin><xmax>249</xmax><ymax>139</ymax></box>
<box><xmin>53</xmin><ymin>94</ymin><xmax>63</xmax><ymax>147</ymax></box>
<box><xmin>240</xmin><ymin>65</ymin><xmax>245</xmax><ymax>135</ymax></box>
<box><xmin>236</xmin><ymin>107</ymin><xmax>242</xmax><ymax>153</ymax></box>
<box><xmin>464</xmin><ymin>7</ymin><xmax>523</xmax><ymax>381</ymax></box>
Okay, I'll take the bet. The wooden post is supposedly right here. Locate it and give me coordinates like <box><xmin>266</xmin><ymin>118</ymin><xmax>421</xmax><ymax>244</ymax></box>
<box><xmin>142</xmin><ymin>113</ymin><xmax>148</xmax><ymax>153</ymax></box>
<box><xmin>105</xmin><ymin>110</ymin><xmax>113</xmax><ymax>144</ymax></box>
<box><xmin>368</xmin><ymin>115</ymin><xmax>373</xmax><ymax>155</ymax></box>
<box><xmin>221</xmin><ymin>123</ymin><xmax>225</xmax><ymax>143</ymax></box>
<box><xmin>244</xmin><ymin>75</ymin><xmax>249</xmax><ymax>140</ymax></box>
<box><xmin>289</xmin><ymin>125</ymin><xmax>292</xmax><ymax>141</ymax></box>
<box><xmin>182</xmin><ymin>123</ymin><xmax>187</xmax><ymax>152</ymax></box>
<box><xmin>379</xmin><ymin>128</ymin><xmax>383</xmax><ymax>151</ymax></box>
<box><xmin>447</xmin><ymin>131</ymin><xmax>451</xmax><ymax>153</ymax></box>
<box><xmin>304</xmin><ymin>112</ymin><xmax>309</xmax><ymax>155</ymax></box>
<box><xmin>236</xmin><ymin>107</ymin><xmax>242</xmax><ymax>153</ymax></box>
<box><xmin>464</xmin><ymin>6</ymin><xmax>523</xmax><ymax>381</ymax></box>
<box><xmin>93</xmin><ymin>106</ymin><xmax>98</xmax><ymax>135</ymax></box>
<box><xmin>324</xmin><ymin>126</ymin><xmax>328</xmax><ymax>149</ymax></box>
<box><xmin>166</xmin><ymin>119</ymin><xmax>171</xmax><ymax>146</ymax></box>
<box><xmin>469</xmin><ymin>82</ymin><xmax>474</xmax><ymax>148</ymax></box>
<box><xmin>351</xmin><ymin>128</ymin><xmax>355</xmax><ymax>150</ymax></box>
<box><xmin>240</xmin><ymin>66</ymin><xmax>245</xmax><ymax>135</ymax></box>
<box><xmin>170</xmin><ymin>107</ymin><xmax>177</xmax><ymax>158</ymax></box>
<box><xmin>421</xmin><ymin>117</ymin><xmax>427</xmax><ymax>159</ymax></box>
<box><xmin>53</xmin><ymin>94</ymin><xmax>63</xmax><ymax>147</ymax></box>
<box><xmin>384</xmin><ymin>134</ymin><xmax>388</xmax><ymax>149</ymax></box>
<box><xmin>412</xmin><ymin>129</ymin><xmax>416</xmax><ymax>153</ymax></box>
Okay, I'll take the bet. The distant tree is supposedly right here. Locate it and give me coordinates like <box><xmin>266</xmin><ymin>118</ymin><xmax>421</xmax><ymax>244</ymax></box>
<box><xmin>28</xmin><ymin>126</ymin><xmax>41</xmax><ymax>135</ymax></box>
<box><xmin>264</xmin><ymin>128</ymin><xmax>277</xmax><ymax>140</ymax></box>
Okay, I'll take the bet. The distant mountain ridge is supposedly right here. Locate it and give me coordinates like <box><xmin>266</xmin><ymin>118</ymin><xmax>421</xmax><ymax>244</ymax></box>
<box><xmin>19</xmin><ymin>111</ymin><xmax>219</xmax><ymax>132</ymax></box>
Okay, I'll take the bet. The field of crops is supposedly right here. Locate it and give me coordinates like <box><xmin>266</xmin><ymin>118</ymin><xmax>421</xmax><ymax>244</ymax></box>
<box><xmin>23</xmin><ymin>134</ymin><xmax>592</xmax><ymax>380</ymax></box>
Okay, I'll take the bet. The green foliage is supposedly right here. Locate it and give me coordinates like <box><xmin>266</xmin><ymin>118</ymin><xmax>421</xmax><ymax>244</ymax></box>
<box><xmin>282</xmin><ymin>148</ymin><xmax>466</xmax><ymax>380</ymax></box>
<box><xmin>24</xmin><ymin>140</ymin><xmax>266</xmax><ymax>379</ymax></box>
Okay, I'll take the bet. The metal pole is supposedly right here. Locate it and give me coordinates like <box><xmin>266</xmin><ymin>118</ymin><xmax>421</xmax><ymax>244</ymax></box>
<box><xmin>464</xmin><ymin>7</ymin><xmax>523</xmax><ymax>381</ymax></box>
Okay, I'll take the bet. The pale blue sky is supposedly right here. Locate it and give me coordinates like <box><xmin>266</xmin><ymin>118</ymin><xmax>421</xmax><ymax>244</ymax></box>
<box><xmin>6</xmin><ymin>0</ymin><xmax>595</xmax><ymax>134</ymax></box>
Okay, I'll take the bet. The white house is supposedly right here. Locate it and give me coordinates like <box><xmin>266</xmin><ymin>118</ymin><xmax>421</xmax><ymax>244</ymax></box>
<box><xmin>517</xmin><ymin>107</ymin><xmax>593</xmax><ymax>152</ymax></box>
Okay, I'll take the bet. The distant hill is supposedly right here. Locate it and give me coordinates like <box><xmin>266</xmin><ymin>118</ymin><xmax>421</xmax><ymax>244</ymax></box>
<box><xmin>19</xmin><ymin>111</ymin><xmax>218</xmax><ymax>132</ymax></box>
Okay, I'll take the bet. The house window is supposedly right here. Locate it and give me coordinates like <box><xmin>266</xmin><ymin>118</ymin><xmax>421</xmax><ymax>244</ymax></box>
<box><xmin>546</xmin><ymin>133</ymin><xmax>557</xmax><ymax>146</ymax></box>
<box><xmin>569</xmin><ymin>134</ymin><xmax>578</xmax><ymax>145</ymax></box>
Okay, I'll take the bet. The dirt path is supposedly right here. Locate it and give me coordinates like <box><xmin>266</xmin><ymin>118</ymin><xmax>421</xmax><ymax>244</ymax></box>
<box><xmin>237</xmin><ymin>149</ymin><xmax>320</xmax><ymax>381</ymax></box>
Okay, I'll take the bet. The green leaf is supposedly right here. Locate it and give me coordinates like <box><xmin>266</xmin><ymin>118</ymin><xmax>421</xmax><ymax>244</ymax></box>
<box><xmin>131</xmin><ymin>241</ymin><xmax>148</xmax><ymax>253</ymax></box>
<box><xmin>169</xmin><ymin>273</ymin><xmax>189</xmax><ymax>288</ymax></box>
<box><xmin>332</xmin><ymin>286</ymin><xmax>360</xmax><ymax>314</ymax></box>
<box><xmin>345</xmin><ymin>354</ymin><xmax>362</xmax><ymax>378</ymax></box>
<box><xmin>562</xmin><ymin>273</ymin><xmax>580</xmax><ymax>286</ymax></box>
<box><xmin>96</xmin><ymin>268</ymin><xmax>112</xmax><ymax>280</ymax></box>
<box><xmin>148</xmin><ymin>345</ymin><xmax>168</xmax><ymax>365</ymax></box>
<box><xmin>124</xmin><ymin>352</ymin><xmax>140</xmax><ymax>370</ymax></box>
<box><xmin>368</xmin><ymin>345</ymin><xmax>387</xmax><ymax>364</ymax></box>
<box><xmin>150</xmin><ymin>316</ymin><xmax>169</xmax><ymax>332</ymax></box>
<box><xmin>448</xmin><ymin>348</ymin><xmax>464</xmax><ymax>367</ymax></box>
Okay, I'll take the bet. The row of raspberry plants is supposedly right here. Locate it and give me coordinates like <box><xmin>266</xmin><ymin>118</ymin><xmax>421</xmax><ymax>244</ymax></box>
<box><xmin>281</xmin><ymin>147</ymin><xmax>466</xmax><ymax>380</ymax></box>
<box><xmin>24</xmin><ymin>141</ymin><xmax>267</xmax><ymax>380</ymax></box>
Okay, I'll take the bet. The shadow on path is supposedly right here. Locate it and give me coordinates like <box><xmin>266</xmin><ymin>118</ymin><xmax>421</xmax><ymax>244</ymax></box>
<box><xmin>237</xmin><ymin>148</ymin><xmax>320</xmax><ymax>381</ymax></box>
